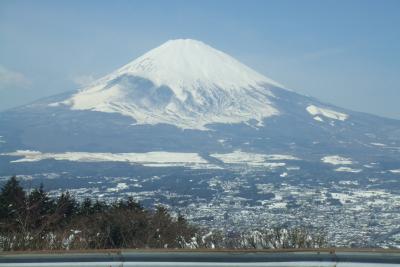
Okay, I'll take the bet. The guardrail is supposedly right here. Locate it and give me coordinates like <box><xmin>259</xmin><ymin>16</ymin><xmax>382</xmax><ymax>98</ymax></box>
<box><xmin>1</xmin><ymin>249</ymin><xmax>400</xmax><ymax>266</ymax></box>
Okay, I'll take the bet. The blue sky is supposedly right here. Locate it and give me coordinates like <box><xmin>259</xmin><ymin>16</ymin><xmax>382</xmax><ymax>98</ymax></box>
<box><xmin>1</xmin><ymin>0</ymin><xmax>399</xmax><ymax>119</ymax></box>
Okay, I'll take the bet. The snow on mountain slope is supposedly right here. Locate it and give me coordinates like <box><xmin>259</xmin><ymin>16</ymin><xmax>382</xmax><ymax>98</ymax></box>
<box><xmin>56</xmin><ymin>39</ymin><xmax>284</xmax><ymax>130</ymax></box>
<box><xmin>306</xmin><ymin>105</ymin><xmax>348</xmax><ymax>121</ymax></box>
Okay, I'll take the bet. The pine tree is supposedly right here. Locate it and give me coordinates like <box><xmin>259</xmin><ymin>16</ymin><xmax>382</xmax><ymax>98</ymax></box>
<box><xmin>28</xmin><ymin>183</ymin><xmax>55</xmax><ymax>229</ymax></box>
<box><xmin>79</xmin><ymin>197</ymin><xmax>93</xmax><ymax>215</ymax></box>
<box><xmin>0</xmin><ymin>176</ymin><xmax>26</xmax><ymax>220</ymax></box>
<box><xmin>56</xmin><ymin>191</ymin><xmax>78</xmax><ymax>220</ymax></box>
<box><xmin>126</xmin><ymin>196</ymin><xmax>143</xmax><ymax>212</ymax></box>
<box><xmin>92</xmin><ymin>199</ymin><xmax>107</xmax><ymax>213</ymax></box>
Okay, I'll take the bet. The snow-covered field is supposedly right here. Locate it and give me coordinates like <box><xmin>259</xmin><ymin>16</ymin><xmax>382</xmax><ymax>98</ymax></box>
<box><xmin>334</xmin><ymin>167</ymin><xmax>362</xmax><ymax>173</ymax></box>
<box><xmin>210</xmin><ymin>150</ymin><xmax>295</xmax><ymax>168</ymax></box>
<box><xmin>264</xmin><ymin>154</ymin><xmax>299</xmax><ymax>161</ymax></box>
<box><xmin>321</xmin><ymin>155</ymin><xmax>364</xmax><ymax>173</ymax></box>
<box><xmin>1</xmin><ymin>150</ymin><xmax>302</xmax><ymax>170</ymax></box>
<box><xmin>321</xmin><ymin>155</ymin><xmax>353</xmax><ymax>165</ymax></box>
<box><xmin>1</xmin><ymin>150</ymin><xmax>397</xmax><ymax>176</ymax></box>
<box><xmin>1</xmin><ymin>150</ymin><xmax>211</xmax><ymax>169</ymax></box>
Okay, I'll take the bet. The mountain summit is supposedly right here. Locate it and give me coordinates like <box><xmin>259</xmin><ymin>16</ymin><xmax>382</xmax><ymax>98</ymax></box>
<box><xmin>57</xmin><ymin>39</ymin><xmax>284</xmax><ymax>129</ymax></box>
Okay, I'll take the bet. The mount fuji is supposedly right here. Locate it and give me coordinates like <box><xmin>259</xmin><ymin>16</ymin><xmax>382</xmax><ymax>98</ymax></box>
<box><xmin>0</xmin><ymin>39</ymin><xmax>399</xmax><ymax>180</ymax></box>
<box><xmin>2</xmin><ymin>39</ymin><xmax>400</xmax><ymax>245</ymax></box>
<box><xmin>55</xmin><ymin>39</ymin><xmax>282</xmax><ymax>130</ymax></box>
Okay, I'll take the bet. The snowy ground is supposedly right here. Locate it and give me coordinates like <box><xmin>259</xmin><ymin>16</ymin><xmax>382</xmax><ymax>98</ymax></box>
<box><xmin>334</xmin><ymin>167</ymin><xmax>362</xmax><ymax>173</ymax></box>
<box><xmin>2</xmin><ymin>150</ymin><xmax>300</xmax><ymax>170</ymax></box>
<box><xmin>2</xmin><ymin>150</ymin><xmax>212</xmax><ymax>169</ymax></box>
<box><xmin>321</xmin><ymin>155</ymin><xmax>353</xmax><ymax>165</ymax></box>
<box><xmin>210</xmin><ymin>150</ymin><xmax>297</xmax><ymax>168</ymax></box>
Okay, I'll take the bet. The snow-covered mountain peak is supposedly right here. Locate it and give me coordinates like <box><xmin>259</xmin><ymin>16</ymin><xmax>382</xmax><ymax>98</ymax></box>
<box><xmin>112</xmin><ymin>39</ymin><xmax>284</xmax><ymax>98</ymax></box>
<box><xmin>57</xmin><ymin>39</ymin><xmax>284</xmax><ymax>129</ymax></box>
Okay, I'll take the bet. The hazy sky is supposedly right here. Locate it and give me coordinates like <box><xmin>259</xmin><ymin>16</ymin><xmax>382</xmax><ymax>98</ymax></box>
<box><xmin>1</xmin><ymin>0</ymin><xmax>399</xmax><ymax>119</ymax></box>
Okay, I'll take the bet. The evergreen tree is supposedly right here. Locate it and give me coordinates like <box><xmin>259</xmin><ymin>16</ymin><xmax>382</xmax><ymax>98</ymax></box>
<box><xmin>92</xmin><ymin>199</ymin><xmax>107</xmax><ymax>213</ymax></box>
<box><xmin>28</xmin><ymin>183</ymin><xmax>56</xmax><ymax>230</ymax></box>
<box><xmin>126</xmin><ymin>196</ymin><xmax>143</xmax><ymax>212</ymax></box>
<box><xmin>0</xmin><ymin>176</ymin><xmax>26</xmax><ymax>220</ymax></box>
<box><xmin>29</xmin><ymin>184</ymin><xmax>55</xmax><ymax>214</ymax></box>
<box><xmin>79</xmin><ymin>197</ymin><xmax>93</xmax><ymax>215</ymax></box>
<box><xmin>56</xmin><ymin>191</ymin><xmax>78</xmax><ymax>220</ymax></box>
<box><xmin>149</xmin><ymin>206</ymin><xmax>174</xmax><ymax>248</ymax></box>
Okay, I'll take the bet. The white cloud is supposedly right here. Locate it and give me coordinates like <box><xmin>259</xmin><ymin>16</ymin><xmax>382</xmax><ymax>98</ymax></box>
<box><xmin>71</xmin><ymin>74</ymin><xmax>96</xmax><ymax>87</ymax></box>
<box><xmin>0</xmin><ymin>65</ymin><xmax>30</xmax><ymax>90</ymax></box>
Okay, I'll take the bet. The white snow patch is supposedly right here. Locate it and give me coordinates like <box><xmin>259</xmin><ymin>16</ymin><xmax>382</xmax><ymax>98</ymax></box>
<box><xmin>210</xmin><ymin>150</ymin><xmax>288</xmax><ymax>168</ymax></box>
<box><xmin>56</xmin><ymin>39</ymin><xmax>284</xmax><ymax>130</ymax></box>
<box><xmin>1</xmin><ymin>150</ymin><xmax>213</xmax><ymax>169</ymax></box>
<box><xmin>370</xmin><ymin>142</ymin><xmax>386</xmax><ymax>147</ymax></box>
<box><xmin>48</xmin><ymin>102</ymin><xmax>60</xmax><ymax>107</ymax></box>
<box><xmin>286</xmin><ymin>166</ymin><xmax>300</xmax><ymax>170</ymax></box>
<box><xmin>334</xmin><ymin>167</ymin><xmax>362</xmax><ymax>173</ymax></box>
<box><xmin>313</xmin><ymin>116</ymin><xmax>324</xmax><ymax>122</ymax></box>
<box><xmin>264</xmin><ymin>154</ymin><xmax>299</xmax><ymax>161</ymax></box>
<box><xmin>116</xmin><ymin>182</ymin><xmax>128</xmax><ymax>190</ymax></box>
<box><xmin>321</xmin><ymin>155</ymin><xmax>353</xmax><ymax>165</ymax></box>
<box><xmin>363</xmin><ymin>164</ymin><xmax>375</xmax><ymax>168</ymax></box>
<box><xmin>108</xmin><ymin>183</ymin><xmax>129</xmax><ymax>192</ymax></box>
<box><xmin>306</xmin><ymin>105</ymin><xmax>348</xmax><ymax>121</ymax></box>
<box><xmin>338</xmin><ymin>180</ymin><xmax>359</xmax><ymax>185</ymax></box>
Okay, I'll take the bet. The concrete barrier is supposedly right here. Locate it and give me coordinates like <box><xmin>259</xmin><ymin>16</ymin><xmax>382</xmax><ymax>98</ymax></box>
<box><xmin>0</xmin><ymin>250</ymin><xmax>399</xmax><ymax>266</ymax></box>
